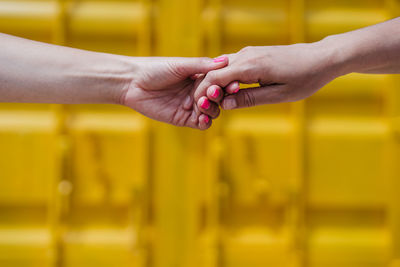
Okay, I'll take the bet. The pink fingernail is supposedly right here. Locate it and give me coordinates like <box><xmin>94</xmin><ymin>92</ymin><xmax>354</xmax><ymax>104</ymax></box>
<box><xmin>213</xmin><ymin>56</ymin><xmax>227</xmax><ymax>63</ymax></box>
<box><xmin>211</xmin><ymin>88</ymin><xmax>220</xmax><ymax>98</ymax></box>
<box><xmin>233</xmin><ymin>82</ymin><xmax>240</xmax><ymax>93</ymax></box>
<box><xmin>201</xmin><ymin>98</ymin><xmax>210</xmax><ymax>109</ymax></box>
<box><xmin>204</xmin><ymin>116</ymin><xmax>210</xmax><ymax>124</ymax></box>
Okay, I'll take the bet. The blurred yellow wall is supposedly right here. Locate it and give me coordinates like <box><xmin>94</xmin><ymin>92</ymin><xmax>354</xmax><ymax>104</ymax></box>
<box><xmin>0</xmin><ymin>0</ymin><xmax>400</xmax><ymax>267</ymax></box>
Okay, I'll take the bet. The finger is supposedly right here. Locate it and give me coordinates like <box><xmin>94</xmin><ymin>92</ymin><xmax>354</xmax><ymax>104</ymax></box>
<box><xmin>183</xmin><ymin>94</ymin><xmax>194</xmax><ymax>110</ymax></box>
<box><xmin>194</xmin><ymin>67</ymin><xmax>242</xmax><ymax>103</ymax></box>
<box><xmin>190</xmin><ymin>73</ymin><xmax>204</xmax><ymax>80</ymax></box>
<box><xmin>225</xmin><ymin>81</ymin><xmax>240</xmax><ymax>94</ymax></box>
<box><xmin>221</xmin><ymin>84</ymin><xmax>287</xmax><ymax>110</ymax></box>
<box><xmin>206</xmin><ymin>85</ymin><xmax>223</xmax><ymax>103</ymax></box>
<box><xmin>198</xmin><ymin>97</ymin><xmax>220</xmax><ymax>119</ymax></box>
<box><xmin>179</xmin><ymin>56</ymin><xmax>229</xmax><ymax>76</ymax></box>
<box><xmin>187</xmin><ymin>100</ymin><xmax>201</xmax><ymax>128</ymax></box>
<box><xmin>198</xmin><ymin>114</ymin><xmax>211</xmax><ymax>130</ymax></box>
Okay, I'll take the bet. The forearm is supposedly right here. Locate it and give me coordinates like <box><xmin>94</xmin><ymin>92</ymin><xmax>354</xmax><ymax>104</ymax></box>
<box><xmin>0</xmin><ymin>33</ymin><xmax>134</xmax><ymax>104</ymax></box>
<box><xmin>320</xmin><ymin>17</ymin><xmax>400</xmax><ymax>76</ymax></box>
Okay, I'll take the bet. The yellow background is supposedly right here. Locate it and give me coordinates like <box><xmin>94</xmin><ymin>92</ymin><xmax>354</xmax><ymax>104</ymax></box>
<box><xmin>0</xmin><ymin>0</ymin><xmax>400</xmax><ymax>266</ymax></box>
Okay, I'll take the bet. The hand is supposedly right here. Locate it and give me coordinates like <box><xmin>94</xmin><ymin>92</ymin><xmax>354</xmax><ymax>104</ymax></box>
<box><xmin>121</xmin><ymin>56</ymin><xmax>228</xmax><ymax>130</ymax></box>
<box><xmin>193</xmin><ymin>42</ymin><xmax>343</xmax><ymax>113</ymax></box>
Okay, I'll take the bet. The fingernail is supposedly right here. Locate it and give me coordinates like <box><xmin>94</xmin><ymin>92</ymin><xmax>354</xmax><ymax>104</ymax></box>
<box><xmin>223</xmin><ymin>98</ymin><xmax>237</xmax><ymax>110</ymax></box>
<box><xmin>201</xmin><ymin>98</ymin><xmax>210</xmax><ymax>109</ymax></box>
<box><xmin>204</xmin><ymin>116</ymin><xmax>210</xmax><ymax>124</ymax></box>
<box><xmin>211</xmin><ymin>88</ymin><xmax>220</xmax><ymax>98</ymax></box>
<box><xmin>213</xmin><ymin>56</ymin><xmax>227</xmax><ymax>63</ymax></box>
<box><xmin>233</xmin><ymin>82</ymin><xmax>240</xmax><ymax>93</ymax></box>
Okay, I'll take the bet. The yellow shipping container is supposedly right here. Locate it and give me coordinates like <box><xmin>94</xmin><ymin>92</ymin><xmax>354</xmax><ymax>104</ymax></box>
<box><xmin>0</xmin><ymin>0</ymin><xmax>399</xmax><ymax>267</ymax></box>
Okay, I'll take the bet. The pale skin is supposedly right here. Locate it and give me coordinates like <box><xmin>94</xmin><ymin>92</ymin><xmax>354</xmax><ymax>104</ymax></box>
<box><xmin>195</xmin><ymin>17</ymin><xmax>400</xmax><ymax>115</ymax></box>
<box><xmin>0</xmin><ymin>33</ymin><xmax>228</xmax><ymax>130</ymax></box>
<box><xmin>2</xmin><ymin>18</ymin><xmax>400</xmax><ymax>130</ymax></box>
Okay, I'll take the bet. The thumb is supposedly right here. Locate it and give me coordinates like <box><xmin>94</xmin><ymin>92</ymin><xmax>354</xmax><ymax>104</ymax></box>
<box><xmin>178</xmin><ymin>56</ymin><xmax>229</xmax><ymax>76</ymax></box>
<box><xmin>221</xmin><ymin>84</ymin><xmax>287</xmax><ymax>110</ymax></box>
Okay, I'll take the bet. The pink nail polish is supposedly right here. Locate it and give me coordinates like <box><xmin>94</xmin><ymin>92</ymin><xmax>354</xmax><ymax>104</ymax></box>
<box><xmin>213</xmin><ymin>56</ymin><xmax>227</xmax><ymax>63</ymax></box>
<box><xmin>211</xmin><ymin>89</ymin><xmax>220</xmax><ymax>98</ymax></box>
<box><xmin>204</xmin><ymin>116</ymin><xmax>210</xmax><ymax>124</ymax></box>
<box><xmin>231</xmin><ymin>82</ymin><xmax>240</xmax><ymax>93</ymax></box>
<box><xmin>201</xmin><ymin>98</ymin><xmax>210</xmax><ymax>109</ymax></box>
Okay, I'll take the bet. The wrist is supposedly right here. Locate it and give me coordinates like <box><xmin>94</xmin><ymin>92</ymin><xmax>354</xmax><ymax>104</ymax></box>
<box><xmin>63</xmin><ymin>51</ymin><xmax>138</xmax><ymax>106</ymax></box>
<box><xmin>314</xmin><ymin>34</ymin><xmax>355</xmax><ymax>79</ymax></box>
<box><xmin>102</xmin><ymin>55</ymin><xmax>138</xmax><ymax>106</ymax></box>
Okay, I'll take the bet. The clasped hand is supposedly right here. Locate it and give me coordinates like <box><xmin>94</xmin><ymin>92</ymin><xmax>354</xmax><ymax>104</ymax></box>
<box><xmin>122</xmin><ymin>42</ymin><xmax>337</xmax><ymax>130</ymax></box>
<box><xmin>2</xmin><ymin>18</ymin><xmax>399</xmax><ymax>129</ymax></box>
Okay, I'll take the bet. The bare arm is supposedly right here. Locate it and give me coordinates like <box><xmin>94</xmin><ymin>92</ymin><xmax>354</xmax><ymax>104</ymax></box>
<box><xmin>193</xmin><ymin>17</ymin><xmax>400</xmax><ymax>112</ymax></box>
<box><xmin>330</xmin><ymin>17</ymin><xmax>400</xmax><ymax>75</ymax></box>
<box><xmin>0</xmin><ymin>33</ymin><xmax>228</xmax><ymax>129</ymax></box>
<box><xmin>0</xmin><ymin>33</ymin><xmax>131</xmax><ymax>104</ymax></box>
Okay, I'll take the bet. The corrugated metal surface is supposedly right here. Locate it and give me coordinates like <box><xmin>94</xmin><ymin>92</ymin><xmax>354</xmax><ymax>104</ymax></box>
<box><xmin>0</xmin><ymin>0</ymin><xmax>399</xmax><ymax>267</ymax></box>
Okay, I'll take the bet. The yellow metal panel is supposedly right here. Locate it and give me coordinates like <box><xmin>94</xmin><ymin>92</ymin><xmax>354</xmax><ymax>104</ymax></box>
<box><xmin>63</xmin><ymin>111</ymin><xmax>148</xmax><ymax>266</ymax></box>
<box><xmin>223</xmin><ymin>115</ymin><xmax>294</xmax><ymax>206</ymax></box>
<box><xmin>305</xmin><ymin>0</ymin><xmax>388</xmax><ymax>42</ymax></box>
<box><xmin>0</xmin><ymin>0</ymin><xmax>400</xmax><ymax>266</ymax></box>
<box><xmin>308</xmin><ymin>117</ymin><xmax>389</xmax><ymax>207</ymax></box>
<box><xmin>69</xmin><ymin>112</ymin><xmax>148</xmax><ymax>205</ymax></box>
<box><xmin>0</xmin><ymin>110</ymin><xmax>59</xmax><ymax>266</ymax></box>
<box><xmin>308</xmin><ymin>224</ymin><xmax>390</xmax><ymax>267</ymax></box>
<box><xmin>222</xmin><ymin>228</ymin><xmax>295</xmax><ymax>267</ymax></box>
<box><xmin>0</xmin><ymin>0</ymin><xmax>56</xmax><ymax>42</ymax></box>
<box><xmin>219</xmin><ymin>115</ymin><xmax>299</xmax><ymax>266</ymax></box>
<box><xmin>221</xmin><ymin>1</ymin><xmax>290</xmax><ymax>53</ymax></box>
<box><xmin>0</xmin><ymin>111</ymin><xmax>58</xmax><ymax>203</ymax></box>
<box><xmin>67</xmin><ymin>1</ymin><xmax>150</xmax><ymax>55</ymax></box>
<box><xmin>0</xmin><ymin>228</ymin><xmax>52</xmax><ymax>267</ymax></box>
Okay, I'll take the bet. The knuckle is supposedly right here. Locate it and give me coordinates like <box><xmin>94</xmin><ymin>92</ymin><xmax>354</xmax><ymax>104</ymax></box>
<box><xmin>194</xmin><ymin>81</ymin><xmax>208</xmax><ymax>100</ymax></box>
<box><xmin>206</xmin><ymin>70</ymin><xmax>217</xmax><ymax>81</ymax></box>
<box><xmin>205</xmin><ymin>71</ymin><xmax>220</xmax><ymax>85</ymax></box>
<box><xmin>194</xmin><ymin>89</ymin><xmax>206</xmax><ymax>103</ymax></box>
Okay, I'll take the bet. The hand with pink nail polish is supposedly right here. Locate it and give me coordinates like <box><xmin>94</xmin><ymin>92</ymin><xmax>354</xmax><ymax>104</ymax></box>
<box><xmin>193</xmin><ymin>44</ymin><xmax>338</xmax><ymax>111</ymax></box>
<box><xmin>121</xmin><ymin>56</ymin><xmax>228</xmax><ymax>130</ymax></box>
<box><xmin>0</xmin><ymin>33</ymin><xmax>227</xmax><ymax>130</ymax></box>
<box><xmin>194</xmin><ymin>18</ymin><xmax>400</xmax><ymax>111</ymax></box>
